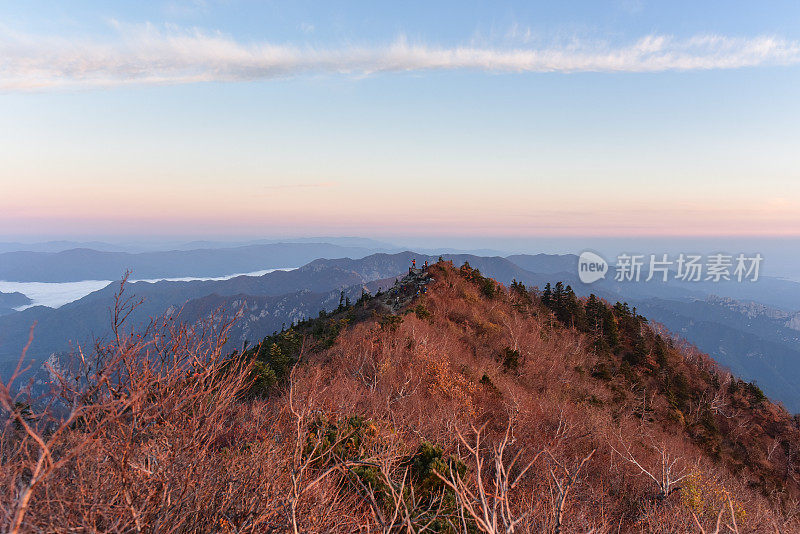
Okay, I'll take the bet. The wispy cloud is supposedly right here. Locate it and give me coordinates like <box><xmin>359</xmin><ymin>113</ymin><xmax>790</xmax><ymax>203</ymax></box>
<box><xmin>2</xmin><ymin>23</ymin><xmax>799</xmax><ymax>91</ymax></box>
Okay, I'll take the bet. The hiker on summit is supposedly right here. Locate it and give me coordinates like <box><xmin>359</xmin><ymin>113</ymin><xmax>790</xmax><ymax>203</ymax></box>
<box><xmin>412</xmin><ymin>259</ymin><xmax>416</xmax><ymax>269</ymax></box>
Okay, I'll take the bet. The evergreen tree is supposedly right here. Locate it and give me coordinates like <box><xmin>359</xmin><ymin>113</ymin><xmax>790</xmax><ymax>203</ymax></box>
<box><xmin>585</xmin><ymin>294</ymin><xmax>602</xmax><ymax>334</ymax></box>
<box><xmin>542</xmin><ymin>283</ymin><xmax>553</xmax><ymax>307</ymax></box>
<box><xmin>553</xmin><ymin>281</ymin><xmax>565</xmax><ymax>310</ymax></box>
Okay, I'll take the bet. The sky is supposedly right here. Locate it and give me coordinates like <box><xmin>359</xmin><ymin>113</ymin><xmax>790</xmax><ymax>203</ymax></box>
<box><xmin>1</xmin><ymin>1</ymin><xmax>800</xmax><ymax>240</ymax></box>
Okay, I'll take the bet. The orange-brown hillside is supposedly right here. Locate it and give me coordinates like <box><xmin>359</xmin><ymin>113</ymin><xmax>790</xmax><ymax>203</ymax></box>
<box><xmin>2</xmin><ymin>260</ymin><xmax>798</xmax><ymax>533</ymax></box>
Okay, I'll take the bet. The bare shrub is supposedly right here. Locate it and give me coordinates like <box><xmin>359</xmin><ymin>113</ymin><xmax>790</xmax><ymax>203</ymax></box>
<box><xmin>0</xmin><ymin>281</ymin><xmax>285</xmax><ymax>533</ymax></box>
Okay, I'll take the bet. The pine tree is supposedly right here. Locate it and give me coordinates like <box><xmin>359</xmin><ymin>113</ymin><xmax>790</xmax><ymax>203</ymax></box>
<box><xmin>542</xmin><ymin>283</ymin><xmax>553</xmax><ymax>307</ymax></box>
<box><xmin>585</xmin><ymin>294</ymin><xmax>602</xmax><ymax>334</ymax></box>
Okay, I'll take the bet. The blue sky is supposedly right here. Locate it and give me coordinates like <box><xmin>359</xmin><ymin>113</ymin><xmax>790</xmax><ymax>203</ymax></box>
<box><xmin>3</xmin><ymin>1</ymin><xmax>799</xmax><ymax>45</ymax></box>
<box><xmin>1</xmin><ymin>1</ymin><xmax>799</xmax><ymax>239</ymax></box>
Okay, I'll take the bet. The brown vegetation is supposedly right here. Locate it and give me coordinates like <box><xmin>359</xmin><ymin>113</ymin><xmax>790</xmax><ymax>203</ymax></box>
<box><xmin>1</xmin><ymin>262</ymin><xmax>799</xmax><ymax>532</ymax></box>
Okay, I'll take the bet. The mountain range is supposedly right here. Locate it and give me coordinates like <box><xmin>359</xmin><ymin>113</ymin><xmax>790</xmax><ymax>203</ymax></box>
<box><xmin>7</xmin><ymin>259</ymin><xmax>798</xmax><ymax>531</ymax></box>
<box><xmin>1</xmin><ymin>249</ymin><xmax>800</xmax><ymax>412</ymax></box>
<box><xmin>0</xmin><ymin>243</ymin><xmax>378</xmax><ymax>282</ymax></box>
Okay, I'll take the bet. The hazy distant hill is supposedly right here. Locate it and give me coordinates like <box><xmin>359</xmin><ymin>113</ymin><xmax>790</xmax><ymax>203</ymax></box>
<box><xmin>0</xmin><ymin>240</ymin><xmax>126</xmax><ymax>254</ymax></box>
<box><xmin>0</xmin><ymin>237</ymin><xmax>397</xmax><ymax>255</ymax></box>
<box><xmin>0</xmin><ymin>291</ymin><xmax>30</xmax><ymax>316</ymax></box>
<box><xmin>177</xmin><ymin>236</ymin><xmax>398</xmax><ymax>251</ymax></box>
<box><xmin>0</xmin><ymin>243</ymin><xmax>375</xmax><ymax>282</ymax></box>
<box><xmin>505</xmin><ymin>252</ymin><xmax>579</xmax><ymax>274</ymax></box>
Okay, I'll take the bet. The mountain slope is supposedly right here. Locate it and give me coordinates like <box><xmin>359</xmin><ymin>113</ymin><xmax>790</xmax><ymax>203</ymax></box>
<box><xmin>268</xmin><ymin>261</ymin><xmax>800</xmax><ymax>527</ymax></box>
<box><xmin>5</xmin><ymin>260</ymin><xmax>797</xmax><ymax>532</ymax></box>
<box><xmin>0</xmin><ymin>291</ymin><xmax>30</xmax><ymax>316</ymax></box>
<box><xmin>634</xmin><ymin>297</ymin><xmax>800</xmax><ymax>413</ymax></box>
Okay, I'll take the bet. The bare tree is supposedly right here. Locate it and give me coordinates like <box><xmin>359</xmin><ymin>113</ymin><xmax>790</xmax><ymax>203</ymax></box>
<box><xmin>0</xmin><ymin>320</ymin><xmax>142</xmax><ymax>533</ymax></box>
<box><xmin>610</xmin><ymin>433</ymin><xmax>689</xmax><ymax>500</ymax></box>
<box><xmin>0</xmin><ymin>280</ymin><xmax>280</xmax><ymax>533</ymax></box>
<box><xmin>435</xmin><ymin>421</ymin><xmax>543</xmax><ymax>534</ymax></box>
<box><xmin>692</xmin><ymin>495</ymin><xmax>742</xmax><ymax>534</ymax></box>
<box><xmin>285</xmin><ymin>351</ymin><xmax>374</xmax><ymax>533</ymax></box>
<box><xmin>546</xmin><ymin>448</ymin><xmax>596</xmax><ymax>534</ymax></box>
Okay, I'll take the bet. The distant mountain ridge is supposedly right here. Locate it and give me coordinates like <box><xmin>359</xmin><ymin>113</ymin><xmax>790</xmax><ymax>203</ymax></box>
<box><xmin>0</xmin><ymin>242</ymin><xmax>376</xmax><ymax>282</ymax></box>
<box><xmin>0</xmin><ymin>254</ymin><xmax>429</xmax><ymax>366</ymax></box>
<box><xmin>0</xmin><ymin>252</ymin><xmax>548</xmax><ymax>369</ymax></box>
<box><xmin>0</xmin><ymin>240</ymin><xmax>127</xmax><ymax>254</ymax></box>
<box><xmin>0</xmin><ymin>291</ymin><xmax>30</xmax><ymax>316</ymax></box>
